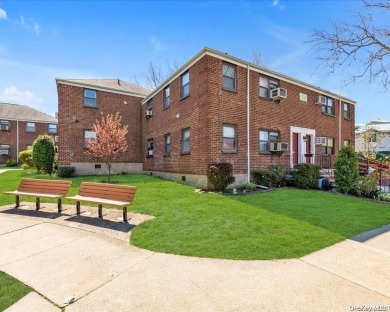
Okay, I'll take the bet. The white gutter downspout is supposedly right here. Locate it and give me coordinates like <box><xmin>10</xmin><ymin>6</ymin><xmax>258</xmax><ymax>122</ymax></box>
<box><xmin>339</xmin><ymin>97</ymin><xmax>342</xmax><ymax>151</ymax></box>
<box><xmin>247</xmin><ymin>65</ymin><xmax>251</xmax><ymax>183</ymax></box>
<box><xmin>16</xmin><ymin>119</ymin><xmax>19</xmax><ymax>161</ymax></box>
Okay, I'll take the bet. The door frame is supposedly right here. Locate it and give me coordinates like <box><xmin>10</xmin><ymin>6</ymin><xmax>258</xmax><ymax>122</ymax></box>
<box><xmin>289</xmin><ymin>126</ymin><xmax>316</xmax><ymax>169</ymax></box>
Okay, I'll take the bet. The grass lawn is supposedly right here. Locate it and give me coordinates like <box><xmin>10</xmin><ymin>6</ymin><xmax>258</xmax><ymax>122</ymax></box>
<box><xmin>1</xmin><ymin>170</ymin><xmax>390</xmax><ymax>260</ymax></box>
<box><xmin>0</xmin><ymin>271</ymin><xmax>32</xmax><ymax>311</ymax></box>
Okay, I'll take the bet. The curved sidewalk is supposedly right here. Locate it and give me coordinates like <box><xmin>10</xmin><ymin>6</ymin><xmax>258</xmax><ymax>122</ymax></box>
<box><xmin>1</xmin><ymin>203</ymin><xmax>389</xmax><ymax>312</ymax></box>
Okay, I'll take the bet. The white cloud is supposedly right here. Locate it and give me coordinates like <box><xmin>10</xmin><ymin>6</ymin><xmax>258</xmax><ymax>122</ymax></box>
<box><xmin>17</xmin><ymin>15</ymin><xmax>40</xmax><ymax>35</ymax></box>
<box><xmin>0</xmin><ymin>7</ymin><xmax>7</xmax><ymax>20</ymax></box>
<box><xmin>149</xmin><ymin>36</ymin><xmax>166</xmax><ymax>55</ymax></box>
<box><xmin>0</xmin><ymin>86</ymin><xmax>44</xmax><ymax>110</ymax></box>
<box><xmin>271</xmin><ymin>0</ymin><xmax>285</xmax><ymax>10</ymax></box>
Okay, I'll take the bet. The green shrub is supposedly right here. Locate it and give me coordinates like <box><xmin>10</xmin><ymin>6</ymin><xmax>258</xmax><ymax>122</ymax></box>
<box><xmin>334</xmin><ymin>146</ymin><xmax>359</xmax><ymax>194</ymax></box>
<box><xmin>252</xmin><ymin>164</ymin><xmax>286</xmax><ymax>188</ymax></box>
<box><xmin>53</xmin><ymin>154</ymin><xmax>59</xmax><ymax>172</ymax></box>
<box><xmin>19</xmin><ymin>150</ymin><xmax>33</xmax><ymax>168</ymax></box>
<box><xmin>243</xmin><ymin>182</ymin><xmax>257</xmax><ymax>190</ymax></box>
<box><xmin>352</xmin><ymin>175</ymin><xmax>379</xmax><ymax>198</ymax></box>
<box><xmin>378</xmin><ymin>193</ymin><xmax>390</xmax><ymax>202</ymax></box>
<box><xmin>57</xmin><ymin>166</ymin><xmax>76</xmax><ymax>178</ymax></box>
<box><xmin>5</xmin><ymin>159</ymin><xmax>17</xmax><ymax>167</ymax></box>
<box><xmin>294</xmin><ymin>163</ymin><xmax>320</xmax><ymax>189</ymax></box>
<box><xmin>207</xmin><ymin>163</ymin><xmax>234</xmax><ymax>191</ymax></box>
<box><xmin>33</xmin><ymin>135</ymin><xmax>55</xmax><ymax>174</ymax></box>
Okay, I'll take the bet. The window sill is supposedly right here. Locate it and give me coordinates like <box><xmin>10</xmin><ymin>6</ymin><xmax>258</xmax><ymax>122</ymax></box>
<box><xmin>26</xmin><ymin>131</ymin><xmax>36</xmax><ymax>133</ymax></box>
<box><xmin>181</xmin><ymin>152</ymin><xmax>190</xmax><ymax>155</ymax></box>
<box><xmin>83</xmin><ymin>105</ymin><xmax>98</xmax><ymax>109</ymax></box>
<box><xmin>163</xmin><ymin>106</ymin><xmax>170</xmax><ymax>111</ymax></box>
<box><xmin>222</xmin><ymin>87</ymin><xmax>237</xmax><ymax>93</ymax></box>
<box><xmin>180</xmin><ymin>94</ymin><xmax>190</xmax><ymax>101</ymax></box>
<box><xmin>259</xmin><ymin>96</ymin><xmax>273</xmax><ymax>101</ymax></box>
<box><xmin>322</xmin><ymin>113</ymin><xmax>336</xmax><ymax>117</ymax></box>
<box><xmin>163</xmin><ymin>154</ymin><xmax>170</xmax><ymax>157</ymax></box>
<box><xmin>222</xmin><ymin>150</ymin><xmax>237</xmax><ymax>154</ymax></box>
<box><xmin>344</xmin><ymin>117</ymin><xmax>351</xmax><ymax>121</ymax></box>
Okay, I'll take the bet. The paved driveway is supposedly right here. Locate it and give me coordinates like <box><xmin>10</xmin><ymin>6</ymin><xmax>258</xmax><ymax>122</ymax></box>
<box><xmin>1</xmin><ymin>203</ymin><xmax>389</xmax><ymax>312</ymax></box>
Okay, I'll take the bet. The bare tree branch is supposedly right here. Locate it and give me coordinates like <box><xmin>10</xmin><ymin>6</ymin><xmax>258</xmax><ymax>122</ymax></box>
<box><xmin>307</xmin><ymin>0</ymin><xmax>390</xmax><ymax>88</ymax></box>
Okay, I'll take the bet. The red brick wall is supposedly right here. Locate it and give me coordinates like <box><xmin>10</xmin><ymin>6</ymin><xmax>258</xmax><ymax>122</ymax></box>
<box><xmin>0</xmin><ymin>120</ymin><xmax>56</xmax><ymax>164</ymax></box>
<box><xmin>57</xmin><ymin>83</ymin><xmax>143</xmax><ymax>165</ymax></box>
<box><xmin>142</xmin><ymin>54</ymin><xmax>355</xmax><ymax>176</ymax></box>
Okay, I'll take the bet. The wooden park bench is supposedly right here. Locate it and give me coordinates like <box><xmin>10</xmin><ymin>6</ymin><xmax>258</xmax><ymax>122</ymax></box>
<box><xmin>3</xmin><ymin>178</ymin><xmax>72</xmax><ymax>213</ymax></box>
<box><xmin>65</xmin><ymin>182</ymin><xmax>136</xmax><ymax>222</ymax></box>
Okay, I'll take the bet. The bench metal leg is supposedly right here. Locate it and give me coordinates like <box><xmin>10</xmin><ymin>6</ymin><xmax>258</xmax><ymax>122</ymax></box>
<box><xmin>36</xmin><ymin>198</ymin><xmax>40</xmax><ymax>210</ymax></box>
<box><xmin>15</xmin><ymin>196</ymin><xmax>20</xmax><ymax>208</ymax></box>
<box><xmin>57</xmin><ymin>198</ymin><xmax>62</xmax><ymax>213</ymax></box>
<box><xmin>76</xmin><ymin>201</ymin><xmax>80</xmax><ymax>215</ymax></box>
<box><xmin>98</xmin><ymin>204</ymin><xmax>103</xmax><ymax>219</ymax></box>
<box><xmin>123</xmin><ymin>207</ymin><xmax>127</xmax><ymax>222</ymax></box>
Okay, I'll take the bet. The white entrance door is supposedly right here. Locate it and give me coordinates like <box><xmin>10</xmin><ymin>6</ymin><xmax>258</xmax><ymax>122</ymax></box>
<box><xmin>290</xmin><ymin>126</ymin><xmax>316</xmax><ymax>168</ymax></box>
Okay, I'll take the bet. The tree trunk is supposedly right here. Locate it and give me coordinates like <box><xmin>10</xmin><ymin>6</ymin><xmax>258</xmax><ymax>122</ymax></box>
<box><xmin>107</xmin><ymin>163</ymin><xmax>111</xmax><ymax>183</ymax></box>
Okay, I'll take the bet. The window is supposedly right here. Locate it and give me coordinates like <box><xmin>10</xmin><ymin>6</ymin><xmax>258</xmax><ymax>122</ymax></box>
<box><xmin>299</xmin><ymin>93</ymin><xmax>308</xmax><ymax>102</ymax></box>
<box><xmin>222</xmin><ymin>62</ymin><xmax>236</xmax><ymax>91</ymax></box>
<box><xmin>321</xmin><ymin>137</ymin><xmax>334</xmax><ymax>155</ymax></box>
<box><xmin>84</xmin><ymin>89</ymin><xmax>97</xmax><ymax>107</ymax></box>
<box><xmin>222</xmin><ymin>124</ymin><xmax>237</xmax><ymax>152</ymax></box>
<box><xmin>26</xmin><ymin>122</ymin><xmax>36</xmax><ymax>133</ymax></box>
<box><xmin>146</xmin><ymin>98</ymin><xmax>153</xmax><ymax>117</ymax></box>
<box><xmin>0</xmin><ymin>145</ymin><xmax>10</xmax><ymax>156</ymax></box>
<box><xmin>182</xmin><ymin>128</ymin><xmax>190</xmax><ymax>154</ymax></box>
<box><xmin>181</xmin><ymin>71</ymin><xmax>190</xmax><ymax>98</ymax></box>
<box><xmin>0</xmin><ymin>120</ymin><xmax>10</xmax><ymax>131</ymax></box>
<box><xmin>163</xmin><ymin>86</ymin><xmax>170</xmax><ymax>109</ymax></box>
<box><xmin>322</xmin><ymin>97</ymin><xmax>334</xmax><ymax>115</ymax></box>
<box><xmin>48</xmin><ymin>124</ymin><xmax>57</xmax><ymax>134</ymax></box>
<box><xmin>343</xmin><ymin>103</ymin><xmax>350</xmax><ymax>119</ymax></box>
<box><xmin>259</xmin><ymin>130</ymin><xmax>280</xmax><ymax>153</ymax></box>
<box><xmin>83</xmin><ymin>130</ymin><xmax>96</xmax><ymax>148</ymax></box>
<box><xmin>164</xmin><ymin>134</ymin><xmax>171</xmax><ymax>156</ymax></box>
<box><xmin>147</xmin><ymin>139</ymin><xmax>154</xmax><ymax>157</ymax></box>
<box><xmin>343</xmin><ymin>140</ymin><xmax>350</xmax><ymax>147</ymax></box>
<box><xmin>259</xmin><ymin>76</ymin><xmax>279</xmax><ymax>98</ymax></box>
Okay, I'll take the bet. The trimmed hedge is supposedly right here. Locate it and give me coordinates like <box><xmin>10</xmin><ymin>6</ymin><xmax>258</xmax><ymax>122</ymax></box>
<box><xmin>334</xmin><ymin>146</ymin><xmax>359</xmax><ymax>194</ymax></box>
<box><xmin>33</xmin><ymin>135</ymin><xmax>55</xmax><ymax>174</ymax></box>
<box><xmin>294</xmin><ymin>163</ymin><xmax>320</xmax><ymax>189</ymax></box>
<box><xmin>207</xmin><ymin>163</ymin><xmax>234</xmax><ymax>191</ymax></box>
<box><xmin>57</xmin><ymin>166</ymin><xmax>76</xmax><ymax>178</ymax></box>
<box><xmin>19</xmin><ymin>150</ymin><xmax>33</xmax><ymax>168</ymax></box>
<box><xmin>252</xmin><ymin>164</ymin><xmax>286</xmax><ymax>187</ymax></box>
<box><xmin>5</xmin><ymin>159</ymin><xmax>17</xmax><ymax>167</ymax></box>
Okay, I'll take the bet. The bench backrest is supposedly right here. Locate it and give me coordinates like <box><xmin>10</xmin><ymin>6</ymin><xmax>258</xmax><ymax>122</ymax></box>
<box><xmin>17</xmin><ymin>178</ymin><xmax>72</xmax><ymax>196</ymax></box>
<box><xmin>78</xmin><ymin>182</ymin><xmax>136</xmax><ymax>203</ymax></box>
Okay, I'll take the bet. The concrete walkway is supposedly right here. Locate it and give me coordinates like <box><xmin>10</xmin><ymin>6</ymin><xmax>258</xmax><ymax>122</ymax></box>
<box><xmin>1</xmin><ymin>203</ymin><xmax>389</xmax><ymax>312</ymax></box>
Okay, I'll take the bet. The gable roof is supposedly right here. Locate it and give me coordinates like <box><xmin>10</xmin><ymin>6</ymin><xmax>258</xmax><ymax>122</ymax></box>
<box><xmin>56</xmin><ymin>78</ymin><xmax>150</xmax><ymax>98</ymax></box>
<box><xmin>142</xmin><ymin>47</ymin><xmax>356</xmax><ymax>105</ymax></box>
<box><xmin>0</xmin><ymin>102</ymin><xmax>57</xmax><ymax>123</ymax></box>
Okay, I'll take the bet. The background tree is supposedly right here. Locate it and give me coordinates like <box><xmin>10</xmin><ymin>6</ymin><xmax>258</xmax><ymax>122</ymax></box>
<box><xmin>84</xmin><ymin>112</ymin><xmax>128</xmax><ymax>182</ymax></box>
<box><xmin>356</xmin><ymin>124</ymin><xmax>385</xmax><ymax>159</ymax></box>
<box><xmin>308</xmin><ymin>0</ymin><xmax>390</xmax><ymax>88</ymax></box>
<box><xmin>32</xmin><ymin>135</ymin><xmax>55</xmax><ymax>174</ymax></box>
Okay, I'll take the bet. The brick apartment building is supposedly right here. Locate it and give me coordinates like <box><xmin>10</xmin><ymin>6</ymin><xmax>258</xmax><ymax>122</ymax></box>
<box><xmin>57</xmin><ymin>48</ymin><xmax>355</xmax><ymax>189</ymax></box>
<box><xmin>0</xmin><ymin>102</ymin><xmax>58</xmax><ymax>164</ymax></box>
<box><xmin>56</xmin><ymin>79</ymin><xmax>150</xmax><ymax>174</ymax></box>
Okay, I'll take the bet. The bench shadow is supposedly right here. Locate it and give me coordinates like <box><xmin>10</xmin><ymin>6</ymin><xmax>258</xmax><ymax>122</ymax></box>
<box><xmin>0</xmin><ymin>207</ymin><xmax>62</xmax><ymax>219</ymax></box>
<box><xmin>351</xmin><ymin>224</ymin><xmax>390</xmax><ymax>242</ymax></box>
<box><xmin>64</xmin><ymin>215</ymin><xmax>135</xmax><ymax>233</ymax></box>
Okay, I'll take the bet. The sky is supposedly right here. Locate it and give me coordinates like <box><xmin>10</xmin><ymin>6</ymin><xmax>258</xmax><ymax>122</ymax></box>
<box><xmin>0</xmin><ymin>0</ymin><xmax>388</xmax><ymax>124</ymax></box>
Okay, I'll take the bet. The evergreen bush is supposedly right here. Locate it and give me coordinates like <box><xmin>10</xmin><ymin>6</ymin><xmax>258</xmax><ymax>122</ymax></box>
<box><xmin>252</xmin><ymin>164</ymin><xmax>286</xmax><ymax>187</ymax></box>
<box><xmin>207</xmin><ymin>163</ymin><xmax>234</xmax><ymax>191</ymax></box>
<box><xmin>57</xmin><ymin>166</ymin><xmax>76</xmax><ymax>178</ymax></box>
<box><xmin>19</xmin><ymin>150</ymin><xmax>33</xmax><ymax>168</ymax></box>
<box><xmin>334</xmin><ymin>146</ymin><xmax>359</xmax><ymax>194</ymax></box>
<box><xmin>32</xmin><ymin>135</ymin><xmax>55</xmax><ymax>174</ymax></box>
<box><xmin>294</xmin><ymin>163</ymin><xmax>320</xmax><ymax>189</ymax></box>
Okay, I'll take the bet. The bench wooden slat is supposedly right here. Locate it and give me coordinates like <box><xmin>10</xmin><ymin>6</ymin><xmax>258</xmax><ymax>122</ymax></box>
<box><xmin>65</xmin><ymin>182</ymin><xmax>136</xmax><ymax>222</ymax></box>
<box><xmin>3</xmin><ymin>178</ymin><xmax>72</xmax><ymax>213</ymax></box>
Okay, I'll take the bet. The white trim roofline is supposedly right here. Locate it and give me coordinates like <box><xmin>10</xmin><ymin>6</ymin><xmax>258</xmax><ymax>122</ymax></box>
<box><xmin>56</xmin><ymin>79</ymin><xmax>148</xmax><ymax>99</ymax></box>
<box><xmin>141</xmin><ymin>47</ymin><xmax>356</xmax><ymax>105</ymax></box>
<box><xmin>0</xmin><ymin>117</ymin><xmax>57</xmax><ymax>124</ymax></box>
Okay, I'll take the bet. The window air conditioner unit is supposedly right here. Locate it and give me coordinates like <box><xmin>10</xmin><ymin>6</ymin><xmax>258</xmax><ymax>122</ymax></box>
<box><xmin>148</xmin><ymin>150</ymin><xmax>153</xmax><ymax>156</ymax></box>
<box><xmin>145</xmin><ymin>110</ymin><xmax>153</xmax><ymax>117</ymax></box>
<box><xmin>270</xmin><ymin>88</ymin><xmax>287</xmax><ymax>100</ymax></box>
<box><xmin>315</xmin><ymin>95</ymin><xmax>327</xmax><ymax>105</ymax></box>
<box><xmin>315</xmin><ymin>137</ymin><xmax>327</xmax><ymax>145</ymax></box>
<box><xmin>54</xmin><ymin>136</ymin><xmax>59</xmax><ymax>142</ymax></box>
<box><xmin>0</xmin><ymin>124</ymin><xmax>9</xmax><ymax>131</ymax></box>
<box><xmin>270</xmin><ymin>142</ymin><xmax>289</xmax><ymax>152</ymax></box>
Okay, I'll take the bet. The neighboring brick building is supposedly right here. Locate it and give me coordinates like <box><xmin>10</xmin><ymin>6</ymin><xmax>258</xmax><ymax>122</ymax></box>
<box><xmin>0</xmin><ymin>102</ymin><xmax>58</xmax><ymax>164</ymax></box>
<box><xmin>56</xmin><ymin>79</ymin><xmax>150</xmax><ymax>174</ymax></box>
<box><xmin>57</xmin><ymin>48</ymin><xmax>356</xmax><ymax>188</ymax></box>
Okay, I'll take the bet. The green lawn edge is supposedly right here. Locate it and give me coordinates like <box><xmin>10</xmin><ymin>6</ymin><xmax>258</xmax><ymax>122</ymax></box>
<box><xmin>0</xmin><ymin>271</ymin><xmax>32</xmax><ymax>311</ymax></box>
<box><xmin>1</xmin><ymin>170</ymin><xmax>390</xmax><ymax>260</ymax></box>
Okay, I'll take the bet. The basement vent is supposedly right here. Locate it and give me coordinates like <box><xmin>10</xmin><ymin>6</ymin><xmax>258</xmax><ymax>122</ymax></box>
<box><xmin>95</xmin><ymin>164</ymin><xmax>101</xmax><ymax>169</ymax></box>
<box><xmin>182</xmin><ymin>176</ymin><xmax>186</xmax><ymax>182</ymax></box>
